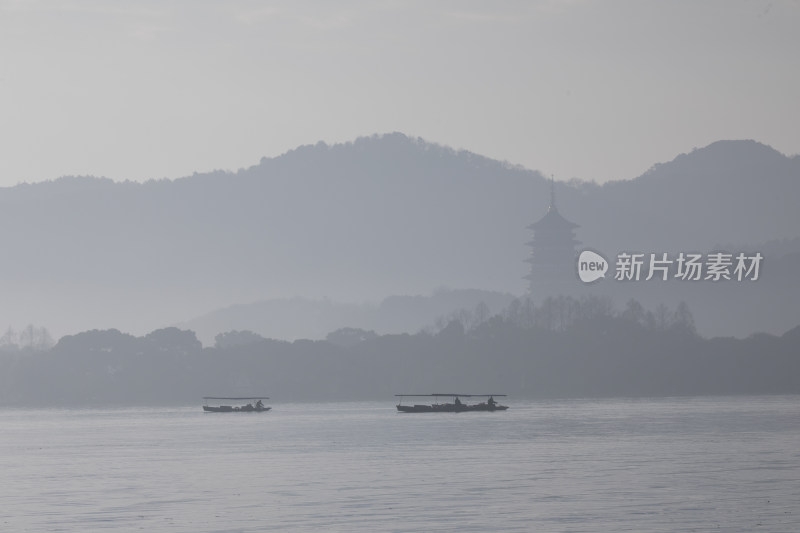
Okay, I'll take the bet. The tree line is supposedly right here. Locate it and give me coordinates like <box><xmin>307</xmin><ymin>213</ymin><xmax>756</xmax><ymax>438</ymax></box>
<box><xmin>0</xmin><ymin>297</ymin><xmax>797</xmax><ymax>406</ymax></box>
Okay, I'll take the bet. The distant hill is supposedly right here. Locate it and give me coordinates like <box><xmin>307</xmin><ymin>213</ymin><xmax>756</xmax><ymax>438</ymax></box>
<box><xmin>180</xmin><ymin>288</ymin><xmax>516</xmax><ymax>345</ymax></box>
<box><xmin>0</xmin><ymin>133</ymin><xmax>797</xmax><ymax>339</ymax></box>
<box><xmin>577</xmin><ymin>140</ymin><xmax>800</xmax><ymax>253</ymax></box>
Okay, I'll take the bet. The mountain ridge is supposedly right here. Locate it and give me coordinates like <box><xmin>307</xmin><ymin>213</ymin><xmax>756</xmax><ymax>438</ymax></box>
<box><xmin>0</xmin><ymin>133</ymin><xmax>796</xmax><ymax>339</ymax></box>
<box><xmin>6</xmin><ymin>133</ymin><xmax>794</xmax><ymax>190</ymax></box>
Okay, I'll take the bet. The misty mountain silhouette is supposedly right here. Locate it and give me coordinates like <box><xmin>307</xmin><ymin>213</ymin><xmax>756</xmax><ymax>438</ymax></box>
<box><xmin>0</xmin><ymin>133</ymin><xmax>797</xmax><ymax>339</ymax></box>
<box><xmin>579</xmin><ymin>139</ymin><xmax>799</xmax><ymax>253</ymax></box>
<box><xmin>179</xmin><ymin>289</ymin><xmax>516</xmax><ymax>345</ymax></box>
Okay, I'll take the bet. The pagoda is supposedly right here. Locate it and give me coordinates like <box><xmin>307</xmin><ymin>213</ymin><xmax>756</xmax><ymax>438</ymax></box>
<box><xmin>524</xmin><ymin>178</ymin><xmax>580</xmax><ymax>292</ymax></box>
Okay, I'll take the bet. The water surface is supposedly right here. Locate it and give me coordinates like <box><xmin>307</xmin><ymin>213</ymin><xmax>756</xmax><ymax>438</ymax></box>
<box><xmin>2</xmin><ymin>396</ymin><xmax>798</xmax><ymax>532</ymax></box>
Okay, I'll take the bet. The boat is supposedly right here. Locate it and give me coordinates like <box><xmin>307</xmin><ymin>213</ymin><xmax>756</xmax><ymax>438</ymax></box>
<box><xmin>395</xmin><ymin>394</ymin><xmax>508</xmax><ymax>413</ymax></box>
<box><xmin>202</xmin><ymin>396</ymin><xmax>271</xmax><ymax>413</ymax></box>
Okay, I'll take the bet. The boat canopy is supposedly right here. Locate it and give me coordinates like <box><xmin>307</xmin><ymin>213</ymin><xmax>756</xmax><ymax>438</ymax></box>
<box><xmin>395</xmin><ymin>393</ymin><xmax>505</xmax><ymax>398</ymax></box>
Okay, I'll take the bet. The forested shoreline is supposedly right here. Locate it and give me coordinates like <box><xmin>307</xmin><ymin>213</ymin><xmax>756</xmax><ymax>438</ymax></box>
<box><xmin>1</xmin><ymin>297</ymin><xmax>798</xmax><ymax>406</ymax></box>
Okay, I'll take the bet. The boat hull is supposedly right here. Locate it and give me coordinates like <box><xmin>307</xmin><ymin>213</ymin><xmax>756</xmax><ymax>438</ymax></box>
<box><xmin>396</xmin><ymin>403</ymin><xmax>508</xmax><ymax>413</ymax></box>
<box><xmin>203</xmin><ymin>405</ymin><xmax>271</xmax><ymax>413</ymax></box>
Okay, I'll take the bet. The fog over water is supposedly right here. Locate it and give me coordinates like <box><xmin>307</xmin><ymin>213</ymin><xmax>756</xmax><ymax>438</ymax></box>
<box><xmin>1</xmin><ymin>3</ymin><xmax>798</xmax><ymax>530</ymax></box>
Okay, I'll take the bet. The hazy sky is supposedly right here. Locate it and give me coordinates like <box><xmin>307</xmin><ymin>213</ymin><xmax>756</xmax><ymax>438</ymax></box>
<box><xmin>1</xmin><ymin>0</ymin><xmax>797</xmax><ymax>187</ymax></box>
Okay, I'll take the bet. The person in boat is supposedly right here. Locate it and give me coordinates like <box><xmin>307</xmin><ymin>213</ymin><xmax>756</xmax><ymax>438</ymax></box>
<box><xmin>256</xmin><ymin>399</ymin><xmax>264</xmax><ymax>409</ymax></box>
<box><xmin>454</xmin><ymin>397</ymin><xmax>462</xmax><ymax>407</ymax></box>
<box><xmin>488</xmin><ymin>396</ymin><xmax>496</xmax><ymax>408</ymax></box>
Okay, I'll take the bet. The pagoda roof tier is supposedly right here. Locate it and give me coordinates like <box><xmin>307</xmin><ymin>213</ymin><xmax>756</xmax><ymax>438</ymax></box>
<box><xmin>526</xmin><ymin>238</ymin><xmax>581</xmax><ymax>247</ymax></box>
<box><xmin>528</xmin><ymin>207</ymin><xmax>579</xmax><ymax>230</ymax></box>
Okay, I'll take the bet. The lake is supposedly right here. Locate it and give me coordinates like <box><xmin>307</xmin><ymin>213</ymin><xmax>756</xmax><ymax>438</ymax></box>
<box><xmin>1</xmin><ymin>396</ymin><xmax>798</xmax><ymax>532</ymax></box>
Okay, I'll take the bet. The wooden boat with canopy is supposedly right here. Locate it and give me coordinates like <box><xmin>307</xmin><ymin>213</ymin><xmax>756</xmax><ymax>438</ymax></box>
<box><xmin>202</xmin><ymin>396</ymin><xmax>271</xmax><ymax>413</ymax></box>
<box><xmin>395</xmin><ymin>394</ymin><xmax>508</xmax><ymax>413</ymax></box>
